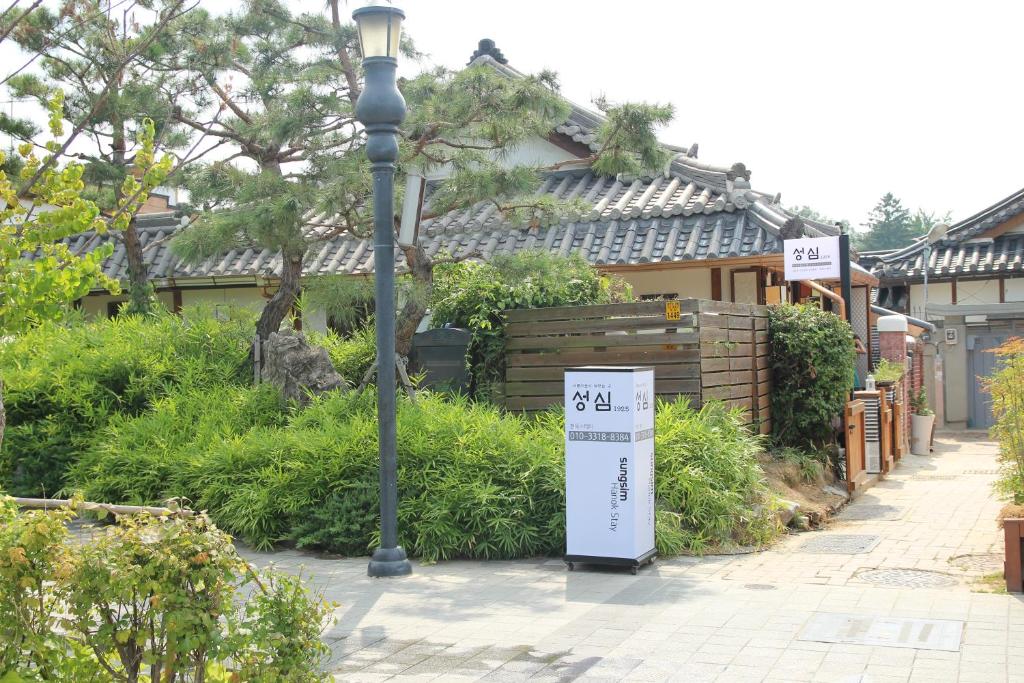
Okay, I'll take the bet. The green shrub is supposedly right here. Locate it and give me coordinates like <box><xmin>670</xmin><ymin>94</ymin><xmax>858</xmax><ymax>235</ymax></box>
<box><xmin>307</xmin><ymin>323</ymin><xmax>377</xmax><ymax>383</ymax></box>
<box><xmin>0</xmin><ymin>497</ymin><xmax>332</xmax><ymax>681</ymax></box>
<box><xmin>654</xmin><ymin>400</ymin><xmax>777</xmax><ymax>553</ymax></box>
<box><xmin>73</xmin><ymin>385</ymin><xmax>777</xmax><ymax>559</ymax></box>
<box><xmin>430</xmin><ymin>252</ymin><xmax>631</xmax><ymax>400</ymax></box>
<box><xmin>986</xmin><ymin>338</ymin><xmax>1024</xmax><ymax>503</ymax></box>
<box><xmin>768</xmin><ymin>303</ymin><xmax>856</xmax><ymax>449</ymax></box>
<box><xmin>70</xmin><ymin>383</ymin><xmax>287</xmax><ymax>506</ymax></box>
<box><xmin>0</xmin><ymin>308</ymin><xmax>255</xmax><ymax>496</ymax></box>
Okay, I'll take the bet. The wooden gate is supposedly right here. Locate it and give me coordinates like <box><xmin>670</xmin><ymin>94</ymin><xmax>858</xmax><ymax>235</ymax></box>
<box><xmin>844</xmin><ymin>399</ymin><xmax>868</xmax><ymax>492</ymax></box>
<box><xmin>502</xmin><ymin>299</ymin><xmax>771</xmax><ymax>432</ymax></box>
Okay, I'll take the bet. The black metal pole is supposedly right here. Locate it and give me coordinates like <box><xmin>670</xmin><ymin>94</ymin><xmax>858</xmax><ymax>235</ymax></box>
<box><xmin>358</xmin><ymin>54</ymin><xmax>412</xmax><ymax>578</ymax></box>
<box><xmin>839</xmin><ymin>232</ymin><xmax>852</xmax><ymax>323</ymax></box>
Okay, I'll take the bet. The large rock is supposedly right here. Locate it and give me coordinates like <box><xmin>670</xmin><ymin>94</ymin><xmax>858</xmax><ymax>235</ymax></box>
<box><xmin>261</xmin><ymin>330</ymin><xmax>345</xmax><ymax>403</ymax></box>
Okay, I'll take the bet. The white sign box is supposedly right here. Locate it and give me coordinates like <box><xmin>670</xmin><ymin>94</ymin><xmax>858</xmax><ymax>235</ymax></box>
<box><xmin>783</xmin><ymin>236</ymin><xmax>841</xmax><ymax>281</ymax></box>
<box><xmin>564</xmin><ymin>367</ymin><xmax>656</xmax><ymax>570</ymax></box>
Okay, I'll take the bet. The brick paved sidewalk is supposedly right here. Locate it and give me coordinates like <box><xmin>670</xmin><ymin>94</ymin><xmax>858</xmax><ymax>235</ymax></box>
<box><xmin>245</xmin><ymin>433</ymin><xmax>1024</xmax><ymax>682</ymax></box>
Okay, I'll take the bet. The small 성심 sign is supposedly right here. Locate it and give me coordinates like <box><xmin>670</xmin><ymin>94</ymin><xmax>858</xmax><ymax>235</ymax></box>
<box><xmin>665</xmin><ymin>300</ymin><xmax>681</xmax><ymax>321</ymax></box>
<box><xmin>783</xmin><ymin>236</ymin><xmax>841</xmax><ymax>281</ymax></box>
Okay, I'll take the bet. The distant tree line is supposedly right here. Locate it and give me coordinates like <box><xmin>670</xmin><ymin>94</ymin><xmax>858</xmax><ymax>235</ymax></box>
<box><xmin>789</xmin><ymin>193</ymin><xmax>951</xmax><ymax>252</ymax></box>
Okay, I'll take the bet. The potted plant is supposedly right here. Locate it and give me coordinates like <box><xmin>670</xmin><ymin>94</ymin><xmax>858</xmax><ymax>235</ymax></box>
<box><xmin>872</xmin><ymin>359</ymin><xmax>904</xmax><ymax>387</ymax></box>
<box><xmin>910</xmin><ymin>386</ymin><xmax>934</xmax><ymax>455</ymax></box>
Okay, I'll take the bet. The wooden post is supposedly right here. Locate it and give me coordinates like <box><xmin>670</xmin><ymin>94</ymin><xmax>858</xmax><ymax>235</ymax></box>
<box><xmin>750</xmin><ymin>317</ymin><xmax>760</xmax><ymax>425</ymax></box>
<box><xmin>1006</xmin><ymin>519</ymin><xmax>1023</xmax><ymax>594</ymax></box>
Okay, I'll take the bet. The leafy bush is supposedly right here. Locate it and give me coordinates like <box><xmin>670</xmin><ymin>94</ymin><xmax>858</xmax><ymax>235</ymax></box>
<box><xmin>430</xmin><ymin>252</ymin><xmax>631</xmax><ymax>400</ymax></box>
<box><xmin>72</xmin><ymin>385</ymin><xmax>777</xmax><ymax>559</ymax></box>
<box><xmin>873</xmin><ymin>358</ymin><xmax>905</xmax><ymax>383</ymax></box>
<box><xmin>70</xmin><ymin>383</ymin><xmax>287</xmax><ymax>506</ymax></box>
<box><xmin>768</xmin><ymin>303</ymin><xmax>855</xmax><ymax>448</ymax></box>
<box><xmin>986</xmin><ymin>338</ymin><xmax>1024</xmax><ymax>503</ymax></box>
<box><xmin>0</xmin><ymin>497</ymin><xmax>332</xmax><ymax>682</ymax></box>
<box><xmin>0</xmin><ymin>308</ymin><xmax>256</xmax><ymax>496</ymax></box>
<box><xmin>654</xmin><ymin>400</ymin><xmax>778</xmax><ymax>553</ymax></box>
<box><xmin>308</xmin><ymin>323</ymin><xmax>377</xmax><ymax>383</ymax></box>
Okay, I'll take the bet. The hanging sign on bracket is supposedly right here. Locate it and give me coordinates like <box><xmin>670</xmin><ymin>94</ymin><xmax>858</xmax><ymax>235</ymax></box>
<box><xmin>783</xmin><ymin>236</ymin><xmax>841</xmax><ymax>281</ymax></box>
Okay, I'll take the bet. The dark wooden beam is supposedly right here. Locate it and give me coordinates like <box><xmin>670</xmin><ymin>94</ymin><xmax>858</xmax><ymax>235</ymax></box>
<box><xmin>711</xmin><ymin>267</ymin><xmax>722</xmax><ymax>301</ymax></box>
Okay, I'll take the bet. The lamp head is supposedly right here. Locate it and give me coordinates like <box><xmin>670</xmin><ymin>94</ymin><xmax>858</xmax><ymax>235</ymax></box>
<box><xmin>352</xmin><ymin>5</ymin><xmax>404</xmax><ymax>60</ymax></box>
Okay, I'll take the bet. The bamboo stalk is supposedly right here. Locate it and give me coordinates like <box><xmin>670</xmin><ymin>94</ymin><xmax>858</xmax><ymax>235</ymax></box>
<box><xmin>13</xmin><ymin>497</ymin><xmax>194</xmax><ymax>518</ymax></box>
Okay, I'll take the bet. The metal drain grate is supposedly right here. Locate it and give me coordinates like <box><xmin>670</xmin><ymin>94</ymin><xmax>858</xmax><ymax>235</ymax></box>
<box><xmin>798</xmin><ymin>534</ymin><xmax>881</xmax><ymax>554</ymax></box>
<box><xmin>911</xmin><ymin>474</ymin><xmax>960</xmax><ymax>480</ymax></box>
<box><xmin>743</xmin><ymin>583</ymin><xmax>777</xmax><ymax>591</ymax></box>
<box><xmin>949</xmin><ymin>553</ymin><xmax>1004</xmax><ymax>574</ymax></box>
<box><xmin>837</xmin><ymin>504</ymin><xmax>905</xmax><ymax>521</ymax></box>
<box><xmin>960</xmin><ymin>469</ymin><xmax>999</xmax><ymax>475</ymax></box>
<box><xmin>857</xmin><ymin>568</ymin><xmax>958</xmax><ymax>588</ymax></box>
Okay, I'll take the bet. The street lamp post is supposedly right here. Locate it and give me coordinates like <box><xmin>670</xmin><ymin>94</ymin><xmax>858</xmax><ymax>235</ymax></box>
<box><xmin>921</xmin><ymin>222</ymin><xmax>949</xmax><ymax>323</ymax></box>
<box><xmin>353</xmin><ymin>4</ymin><xmax>412</xmax><ymax>578</ymax></box>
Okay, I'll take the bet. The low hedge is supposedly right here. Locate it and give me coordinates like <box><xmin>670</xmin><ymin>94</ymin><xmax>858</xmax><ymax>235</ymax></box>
<box><xmin>73</xmin><ymin>388</ymin><xmax>778</xmax><ymax>560</ymax></box>
<box><xmin>0</xmin><ymin>309</ymin><xmax>256</xmax><ymax>496</ymax></box>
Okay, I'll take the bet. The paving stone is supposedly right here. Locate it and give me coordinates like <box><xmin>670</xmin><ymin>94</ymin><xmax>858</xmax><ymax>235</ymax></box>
<box><xmin>856</xmin><ymin>568</ymin><xmax>959</xmax><ymax>589</ymax></box>
<box><xmin>798</xmin><ymin>535</ymin><xmax>882</xmax><ymax>554</ymax></box>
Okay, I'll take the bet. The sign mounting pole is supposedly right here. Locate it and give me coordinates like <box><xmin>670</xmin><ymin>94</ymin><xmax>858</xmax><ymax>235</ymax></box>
<box><xmin>839</xmin><ymin>232</ymin><xmax>852</xmax><ymax>323</ymax></box>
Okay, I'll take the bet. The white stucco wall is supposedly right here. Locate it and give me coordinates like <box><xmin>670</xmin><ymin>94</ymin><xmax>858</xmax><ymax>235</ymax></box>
<box><xmin>79</xmin><ymin>291</ymin><xmax>175</xmax><ymax>318</ymax></box>
<box><xmin>1004</xmin><ymin>277</ymin><xmax>1024</xmax><ymax>302</ymax></box>
<box><xmin>956</xmin><ymin>279</ymin><xmax>1001</xmax><ymax>306</ymax></box>
<box><xmin>614</xmin><ymin>267</ymin><xmax>712</xmax><ymax>300</ymax></box>
<box><xmin>909</xmin><ymin>282</ymin><xmax>954</xmax><ymax>320</ymax></box>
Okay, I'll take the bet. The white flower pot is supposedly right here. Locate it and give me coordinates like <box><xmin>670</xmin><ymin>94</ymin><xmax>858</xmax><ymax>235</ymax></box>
<box><xmin>910</xmin><ymin>414</ymin><xmax>935</xmax><ymax>455</ymax></box>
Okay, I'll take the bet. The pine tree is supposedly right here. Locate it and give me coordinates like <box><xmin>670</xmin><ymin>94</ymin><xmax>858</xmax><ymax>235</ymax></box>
<box><xmin>170</xmin><ymin>1</ymin><xmax>674</xmax><ymax>355</ymax></box>
<box><xmin>856</xmin><ymin>193</ymin><xmax>916</xmax><ymax>251</ymax></box>
<box><xmin>5</xmin><ymin>0</ymin><xmax>192</xmax><ymax>314</ymax></box>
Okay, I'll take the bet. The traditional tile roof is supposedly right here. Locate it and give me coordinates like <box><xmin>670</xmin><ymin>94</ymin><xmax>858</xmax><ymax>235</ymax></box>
<box><xmin>37</xmin><ymin>43</ymin><xmax>844</xmax><ymax>288</ymax></box>
<box><xmin>871</xmin><ymin>186</ymin><xmax>1024</xmax><ymax>281</ymax></box>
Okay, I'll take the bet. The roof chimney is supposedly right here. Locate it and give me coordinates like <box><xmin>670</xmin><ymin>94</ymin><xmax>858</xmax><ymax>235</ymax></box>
<box><xmin>468</xmin><ymin>38</ymin><xmax>508</xmax><ymax>65</ymax></box>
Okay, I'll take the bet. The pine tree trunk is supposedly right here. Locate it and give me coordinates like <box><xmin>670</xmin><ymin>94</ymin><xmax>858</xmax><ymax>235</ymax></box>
<box><xmin>256</xmin><ymin>253</ymin><xmax>303</xmax><ymax>342</ymax></box>
<box><xmin>122</xmin><ymin>219</ymin><xmax>152</xmax><ymax>314</ymax></box>
<box><xmin>396</xmin><ymin>244</ymin><xmax>433</xmax><ymax>357</ymax></box>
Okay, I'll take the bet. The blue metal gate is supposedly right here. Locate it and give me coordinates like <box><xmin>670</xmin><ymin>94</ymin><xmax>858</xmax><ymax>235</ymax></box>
<box><xmin>967</xmin><ymin>334</ymin><xmax>1007</xmax><ymax>429</ymax></box>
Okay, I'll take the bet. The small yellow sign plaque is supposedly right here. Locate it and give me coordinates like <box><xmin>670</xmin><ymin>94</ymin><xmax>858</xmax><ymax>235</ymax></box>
<box><xmin>665</xmin><ymin>300</ymin><xmax>681</xmax><ymax>321</ymax></box>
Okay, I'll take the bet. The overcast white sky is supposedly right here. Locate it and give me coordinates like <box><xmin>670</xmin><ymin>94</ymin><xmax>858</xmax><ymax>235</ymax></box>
<box><xmin>15</xmin><ymin>0</ymin><xmax>1023</xmax><ymax>229</ymax></box>
<box><xmin>374</xmin><ymin>0</ymin><xmax>1023</xmax><ymax>229</ymax></box>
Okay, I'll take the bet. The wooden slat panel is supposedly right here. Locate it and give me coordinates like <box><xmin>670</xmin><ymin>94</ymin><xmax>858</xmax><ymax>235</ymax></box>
<box><xmin>728</xmin><ymin>328</ymin><xmax>752</xmax><ymax>342</ymax></box>
<box><xmin>506</xmin><ymin>363</ymin><xmax>699</xmax><ymax>382</ymax></box>
<box><xmin>728</xmin><ymin>315</ymin><xmax>752</xmax><ymax>330</ymax></box>
<box><xmin>701</xmin><ymin>370</ymin><xmax>752</xmax><ymax>388</ymax></box>
<box><xmin>503</xmin><ymin>300</ymin><xmax>699</xmax><ymax>323</ymax></box>
<box><xmin>699</xmin><ymin>327</ymin><xmax>729</xmax><ymax>342</ymax></box>
<box><xmin>700</xmin><ymin>358</ymin><xmax>729</xmax><ymax>373</ymax></box>
<box><xmin>508</xmin><ymin>348</ymin><xmax>701</xmax><ymax>366</ymax></box>
<box><xmin>506</xmin><ymin>314</ymin><xmax>695</xmax><ymax>337</ymax></box>
<box><xmin>507</xmin><ymin>331</ymin><xmax>698</xmax><ymax>350</ymax></box>
<box><xmin>729</xmin><ymin>357</ymin><xmax>752</xmax><ymax>371</ymax></box>
<box><xmin>700</xmin><ymin>300</ymin><xmax>752</xmax><ymax>316</ymax></box>
<box><xmin>724</xmin><ymin>398</ymin><xmax>753</xmax><ymax>412</ymax></box>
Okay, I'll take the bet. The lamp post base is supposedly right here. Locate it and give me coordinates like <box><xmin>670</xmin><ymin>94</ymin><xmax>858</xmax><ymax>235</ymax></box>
<box><xmin>367</xmin><ymin>546</ymin><xmax>413</xmax><ymax>577</ymax></box>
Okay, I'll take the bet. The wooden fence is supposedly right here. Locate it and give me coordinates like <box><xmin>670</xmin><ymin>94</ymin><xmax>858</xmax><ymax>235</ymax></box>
<box><xmin>503</xmin><ymin>299</ymin><xmax>771</xmax><ymax>433</ymax></box>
